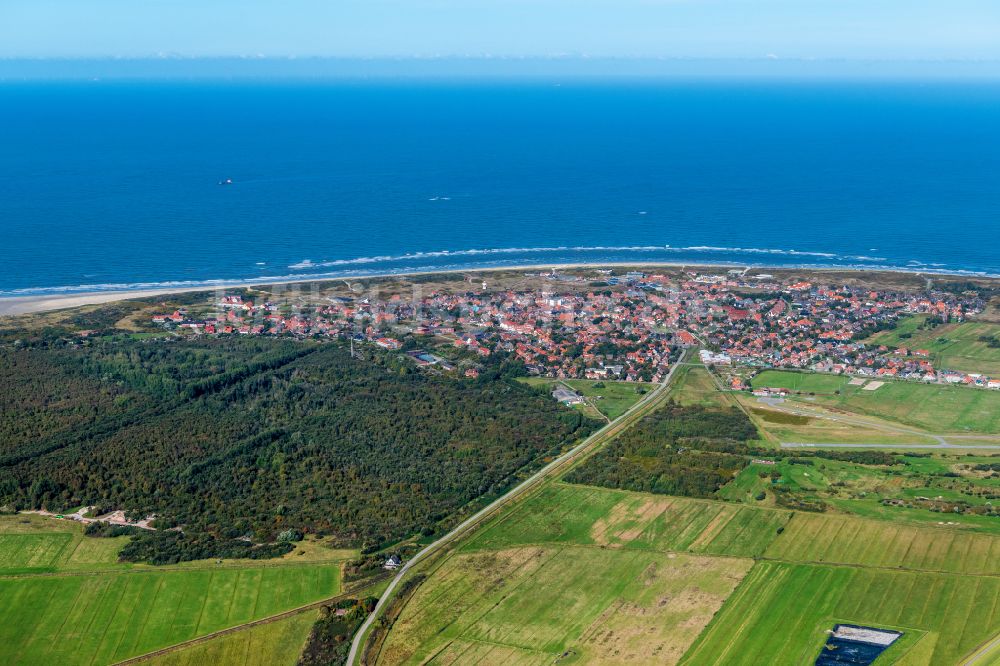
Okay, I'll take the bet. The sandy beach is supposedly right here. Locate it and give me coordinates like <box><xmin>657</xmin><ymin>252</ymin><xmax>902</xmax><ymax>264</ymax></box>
<box><xmin>0</xmin><ymin>262</ymin><xmax>989</xmax><ymax>318</ymax></box>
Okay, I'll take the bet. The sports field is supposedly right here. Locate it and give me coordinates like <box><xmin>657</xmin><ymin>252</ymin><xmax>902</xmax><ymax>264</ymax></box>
<box><xmin>680</xmin><ymin>561</ymin><xmax>1000</xmax><ymax>665</ymax></box>
<box><xmin>751</xmin><ymin>370</ymin><xmax>1000</xmax><ymax>434</ymax></box>
<box><xmin>867</xmin><ymin>315</ymin><xmax>1000</xmax><ymax>376</ymax></box>
<box><xmin>144</xmin><ymin>610</ymin><xmax>319</xmax><ymax>666</ymax></box>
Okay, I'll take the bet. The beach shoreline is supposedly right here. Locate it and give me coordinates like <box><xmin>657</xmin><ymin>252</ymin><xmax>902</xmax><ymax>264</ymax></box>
<box><xmin>0</xmin><ymin>261</ymin><xmax>996</xmax><ymax>317</ymax></box>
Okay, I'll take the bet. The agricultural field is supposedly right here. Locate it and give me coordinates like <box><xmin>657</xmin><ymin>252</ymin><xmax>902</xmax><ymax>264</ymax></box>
<box><xmin>464</xmin><ymin>483</ymin><xmax>790</xmax><ymax>558</ymax></box>
<box><xmin>144</xmin><ymin>611</ymin><xmax>318</xmax><ymax>666</ymax></box>
<box><xmin>751</xmin><ymin>369</ymin><xmax>1000</xmax><ymax>434</ymax></box>
<box><xmin>867</xmin><ymin>315</ymin><xmax>1000</xmax><ymax>376</ymax></box>
<box><xmin>0</xmin><ymin>515</ymin><xmax>346</xmax><ymax>666</ymax></box>
<box><xmin>518</xmin><ymin>377</ymin><xmax>655</xmax><ymax>420</ymax></box>
<box><xmin>765</xmin><ymin>512</ymin><xmax>1000</xmax><ymax>574</ymax></box>
<box><xmin>0</xmin><ymin>513</ymin><xmax>355</xmax><ymax>574</ymax></box>
<box><xmin>0</xmin><ymin>563</ymin><xmax>340</xmax><ymax>665</ymax></box>
<box><xmin>0</xmin><ymin>514</ymin><xmax>132</xmax><ymax>574</ymax></box>
<box><xmin>377</xmin><ymin>545</ymin><xmax>752</xmax><ymax>665</ymax></box>
<box><xmin>381</xmin><ymin>480</ymin><xmax>1000</xmax><ymax>664</ymax></box>
<box><xmin>680</xmin><ymin>561</ymin><xmax>1000</xmax><ymax>665</ymax></box>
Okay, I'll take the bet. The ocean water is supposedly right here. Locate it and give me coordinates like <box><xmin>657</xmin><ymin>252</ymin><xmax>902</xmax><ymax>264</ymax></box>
<box><xmin>2</xmin><ymin>80</ymin><xmax>1000</xmax><ymax>295</ymax></box>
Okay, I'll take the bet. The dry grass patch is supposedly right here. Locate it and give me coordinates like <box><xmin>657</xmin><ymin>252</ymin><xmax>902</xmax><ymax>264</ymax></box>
<box><xmin>590</xmin><ymin>496</ymin><xmax>674</xmax><ymax>547</ymax></box>
<box><xmin>575</xmin><ymin>555</ymin><xmax>751</xmax><ymax>665</ymax></box>
<box><xmin>377</xmin><ymin>546</ymin><xmax>752</xmax><ymax>665</ymax></box>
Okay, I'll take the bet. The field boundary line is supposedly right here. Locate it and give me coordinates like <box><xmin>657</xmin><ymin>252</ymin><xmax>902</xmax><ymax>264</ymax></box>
<box><xmin>109</xmin><ymin>587</ymin><xmax>359</xmax><ymax>665</ymax></box>
<box><xmin>448</xmin><ymin>538</ymin><xmax>1000</xmax><ymax>578</ymax></box>
<box><xmin>0</xmin><ymin>557</ymin><xmax>349</xmax><ymax>581</ymax></box>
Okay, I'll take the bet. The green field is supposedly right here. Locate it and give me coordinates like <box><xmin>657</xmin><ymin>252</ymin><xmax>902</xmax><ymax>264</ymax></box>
<box><xmin>0</xmin><ymin>564</ymin><xmax>339</xmax><ymax>665</ymax></box>
<box><xmin>464</xmin><ymin>483</ymin><xmax>790</xmax><ymax>558</ymax></box>
<box><xmin>670</xmin><ymin>365</ymin><xmax>730</xmax><ymax>407</ymax></box>
<box><xmin>751</xmin><ymin>370</ymin><xmax>1000</xmax><ymax>434</ymax></box>
<box><xmin>723</xmin><ymin>453</ymin><xmax>1000</xmax><ymax>535</ymax></box>
<box><xmin>378</xmin><ymin>546</ymin><xmax>752</xmax><ymax>665</ymax></box>
<box><xmin>0</xmin><ymin>515</ymin><xmax>130</xmax><ymax>574</ymax></box>
<box><xmin>0</xmin><ymin>515</ymin><xmax>345</xmax><ymax>666</ymax></box>
<box><xmin>381</xmin><ymin>479</ymin><xmax>1000</xmax><ymax>665</ymax></box>
<box><xmin>868</xmin><ymin>315</ymin><xmax>1000</xmax><ymax>375</ymax></box>
<box><xmin>518</xmin><ymin>378</ymin><xmax>655</xmax><ymax>420</ymax></box>
<box><xmin>681</xmin><ymin>561</ymin><xmax>1000</xmax><ymax>665</ymax></box>
<box><xmin>766</xmin><ymin>512</ymin><xmax>1000</xmax><ymax>575</ymax></box>
<box><xmin>742</xmin><ymin>399</ymin><xmax>941</xmax><ymax>445</ymax></box>
<box><xmin>144</xmin><ymin>611</ymin><xmax>319</xmax><ymax>666</ymax></box>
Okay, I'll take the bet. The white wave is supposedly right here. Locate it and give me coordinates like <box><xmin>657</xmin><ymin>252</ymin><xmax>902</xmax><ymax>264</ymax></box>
<box><xmin>2</xmin><ymin>245</ymin><xmax>991</xmax><ymax>298</ymax></box>
<box><xmin>286</xmin><ymin>244</ymin><xmax>877</xmax><ymax>270</ymax></box>
<box><xmin>3</xmin><ymin>258</ymin><xmax>995</xmax><ymax>298</ymax></box>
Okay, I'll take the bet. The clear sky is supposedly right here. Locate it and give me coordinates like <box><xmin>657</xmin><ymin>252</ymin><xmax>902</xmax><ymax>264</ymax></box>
<box><xmin>2</xmin><ymin>0</ymin><xmax>999</xmax><ymax>60</ymax></box>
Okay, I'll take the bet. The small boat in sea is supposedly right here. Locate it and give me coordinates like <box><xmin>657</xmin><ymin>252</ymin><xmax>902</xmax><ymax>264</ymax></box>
<box><xmin>219</xmin><ymin>178</ymin><xmax>233</xmax><ymax>185</ymax></box>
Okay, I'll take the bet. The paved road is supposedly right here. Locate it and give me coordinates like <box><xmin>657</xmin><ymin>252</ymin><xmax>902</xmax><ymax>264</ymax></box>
<box><xmin>962</xmin><ymin>630</ymin><xmax>1000</xmax><ymax>665</ymax></box>
<box><xmin>345</xmin><ymin>358</ymin><xmax>686</xmax><ymax>666</ymax></box>
<box><xmin>782</xmin><ymin>442</ymin><xmax>1000</xmax><ymax>450</ymax></box>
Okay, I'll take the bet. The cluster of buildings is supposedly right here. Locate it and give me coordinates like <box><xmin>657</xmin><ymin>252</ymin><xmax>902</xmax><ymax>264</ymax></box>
<box><xmin>150</xmin><ymin>271</ymin><xmax>994</xmax><ymax>388</ymax></box>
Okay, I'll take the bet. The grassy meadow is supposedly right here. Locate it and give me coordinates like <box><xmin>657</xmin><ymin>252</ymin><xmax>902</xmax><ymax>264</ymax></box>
<box><xmin>751</xmin><ymin>369</ymin><xmax>1000</xmax><ymax>434</ymax></box>
<box><xmin>464</xmin><ymin>483</ymin><xmax>790</xmax><ymax>558</ymax></box>
<box><xmin>517</xmin><ymin>377</ymin><xmax>655</xmax><ymax>420</ymax></box>
<box><xmin>765</xmin><ymin>512</ymin><xmax>1000</xmax><ymax>574</ymax></box>
<box><xmin>378</xmin><ymin>479</ymin><xmax>1000</xmax><ymax>665</ymax></box>
<box><xmin>0</xmin><ymin>514</ymin><xmax>347</xmax><ymax>666</ymax></box>
<box><xmin>0</xmin><ymin>564</ymin><xmax>339</xmax><ymax>665</ymax></box>
<box><xmin>143</xmin><ymin>611</ymin><xmax>319</xmax><ymax>666</ymax></box>
<box><xmin>669</xmin><ymin>365</ymin><xmax>731</xmax><ymax>407</ymax></box>
<box><xmin>867</xmin><ymin>315</ymin><xmax>1000</xmax><ymax>375</ymax></box>
<box><xmin>680</xmin><ymin>561</ymin><xmax>1000</xmax><ymax>666</ymax></box>
<box><xmin>378</xmin><ymin>546</ymin><xmax>751</xmax><ymax>665</ymax></box>
<box><xmin>742</xmin><ymin>399</ymin><xmax>941</xmax><ymax>445</ymax></box>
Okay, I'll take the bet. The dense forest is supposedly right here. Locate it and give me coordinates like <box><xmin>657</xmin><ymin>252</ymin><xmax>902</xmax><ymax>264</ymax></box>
<box><xmin>0</xmin><ymin>336</ymin><xmax>597</xmax><ymax>561</ymax></box>
<box><xmin>565</xmin><ymin>402</ymin><xmax>758</xmax><ymax>497</ymax></box>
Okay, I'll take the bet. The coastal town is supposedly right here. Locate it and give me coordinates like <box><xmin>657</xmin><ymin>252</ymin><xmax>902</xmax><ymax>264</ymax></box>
<box><xmin>148</xmin><ymin>269</ymin><xmax>1000</xmax><ymax>392</ymax></box>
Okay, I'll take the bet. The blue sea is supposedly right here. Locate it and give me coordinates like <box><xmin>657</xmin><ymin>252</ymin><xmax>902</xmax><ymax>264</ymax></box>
<box><xmin>2</xmin><ymin>80</ymin><xmax>1000</xmax><ymax>295</ymax></box>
